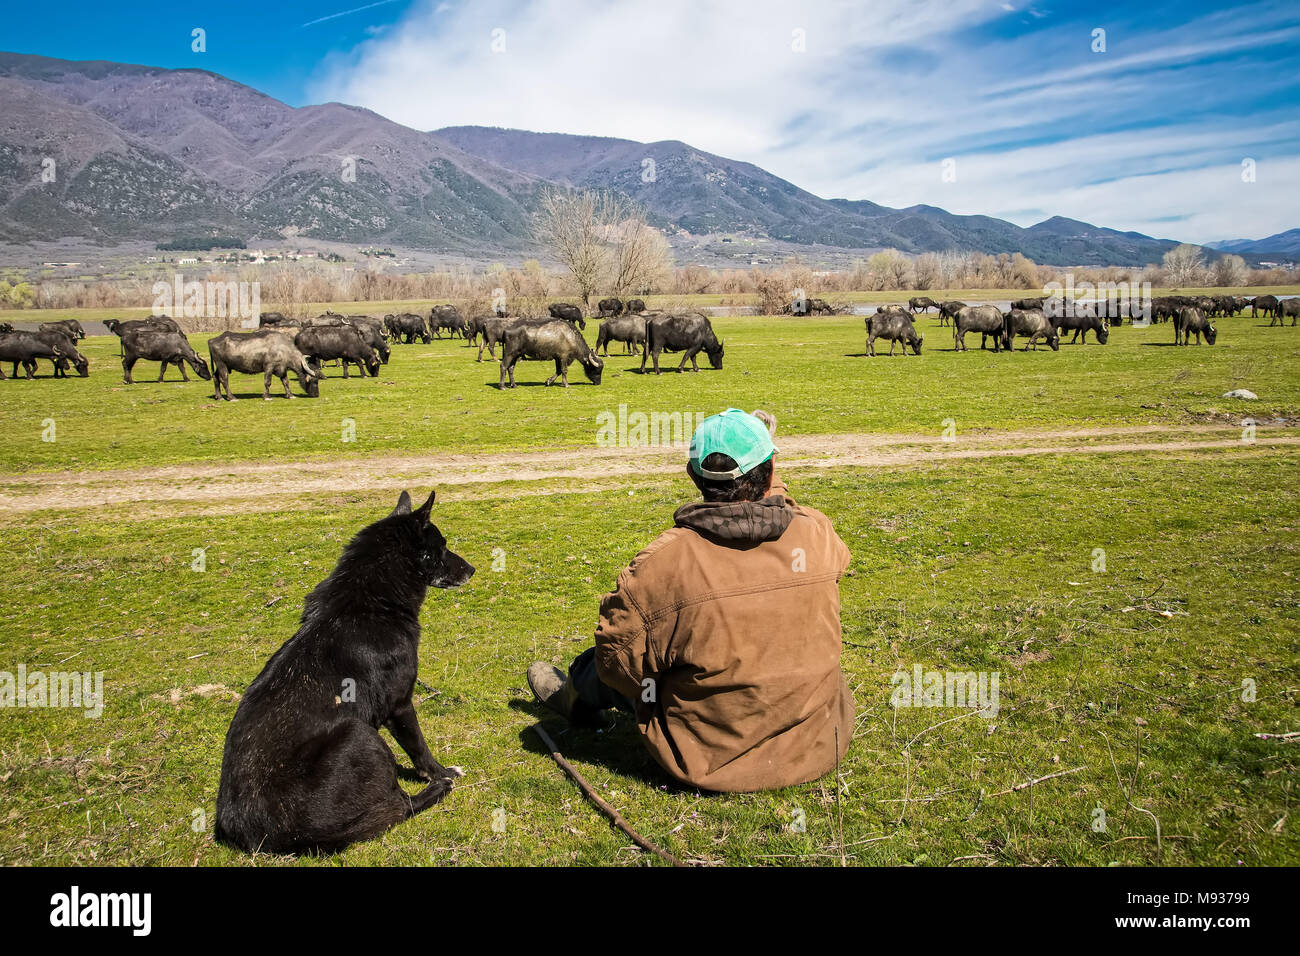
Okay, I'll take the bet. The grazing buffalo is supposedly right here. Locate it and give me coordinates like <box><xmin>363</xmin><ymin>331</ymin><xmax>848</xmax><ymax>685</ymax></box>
<box><xmin>937</xmin><ymin>300</ymin><xmax>966</xmax><ymax>327</ymax></box>
<box><xmin>953</xmin><ymin>305</ymin><xmax>1007</xmax><ymax>352</ymax></box>
<box><xmin>1209</xmin><ymin>295</ymin><xmax>1237</xmax><ymax>318</ymax></box>
<box><xmin>259</xmin><ymin>312</ymin><xmax>289</xmax><ymax>327</ymax></box>
<box><xmin>208</xmin><ymin>330</ymin><xmax>321</xmax><ymax>401</ymax></box>
<box><xmin>39</xmin><ymin>319</ymin><xmax>86</xmax><ymax>341</ymax></box>
<box><xmin>295</xmin><ymin>326</ymin><xmax>381</xmax><ymax>379</ymax></box>
<box><xmin>547</xmin><ymin>303</ymin><xmax>586</xmax><ymax>329</ymax></box>
<box><xmin>14</xmin><ymin>330</ymin><xmax>89</xmax><ymax>378</ymax></box>
<box><xmin>1004</xmin><ymin>309</ymin><xmax>1060</xmax><ymax>351</ymax></box>
<box><xmin>475</xmin><ymin>316</ymin><xmax>517</xmax><ymax>361</ymax></box>
<box><xmin>1051</xmin><ymin>308</ymin><xmax>1108</xmax><ymax>344</ymax></box>
<box><xmin>808</xmin><ymin>298</ymin><xmax>836</xmax><ymax>315</ymax></box>
<box><xmin>340</xmin><ymin>317</ymin><xmax>390</xmax><ymax>363</ymax></box>
<box><xmin>0</xmin><ymin>331</ymin><xmax>68</xmax><ymax>379</ymax></box>
<box><xmin>1010</xmin><ymin>297</ymin><xmax>1046</xmax><ymax>312</ymax></box>
<box><xmin>908</xmin><ymin>296</ymin><xmax>938</xmax><ymax>313</ymax></box>
<box><xmin>429</xmin><ymin>305</ymin><xmax>466</xmax><ymax>339</ymax></box>
<box><xmin>122</xmin><ymin>330</ymin><xmax>211</xmax><ymax>383</ymax></box>
<box><xmin>1176</xmin><ymin>307</ymin><xmax>1216</xmax><ymax>345</ymax></box>
<box><xmin>641</xmin><ymin>312</ymin><xmax>724</xmax><ymax>374</ymax></box>
<box><xmin>596</xmin><ymin>313</ymin><xmax>648</xmax><ymax>355</ymax></box>
<box><xmin>1151</xmin><ymin>296</ymin><xmax>1182</xmax><ymax>323</ymax></box>
<box><xmin>385</xmin><ymin>313</ymin><xmax>430</xmax><ymax>344</ymax></box>
<box><xmin>625</xmin><ymin>298</ymin><xmax>646</xmax><ymax>314</ymax></box>
<box><xmin>866</xmin><ymin>309</ymin><xmax>923</xmax><ymax>356</ymax></box>
<box><xmin>1252</xmin><ymin>295</ymin><xmax>1279</xmax><ymax>319</ymax></box>
<box><xmin>464</xmin><ymin>313</ymin><xmax>491</xmax><ymax>349</ymax></box>
<box><xmin>1276</xmin><ymin>298</ymin><xmax>1300</xmax><ymax>326</ymax></box>
<box><xmin>499</xmin><ymin>320</ymin><xmax>604</xmax><ymax>388</ymax></box>
<box><xmin>105</xmin><ymin>316</ymin><xmax>182</xmax><ymax>336</ymax></box>
<box><xmin>597</xmin><ymin>297</ymin><xmax>624</xmax><ymax>317</ymax></box>
<box><xmin>105</xmin><ymin>316</ymin><xmax>183</xmax><ymax>356</ymax></box>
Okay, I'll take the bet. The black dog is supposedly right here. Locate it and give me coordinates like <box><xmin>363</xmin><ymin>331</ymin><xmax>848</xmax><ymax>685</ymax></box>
<box><xmin>215</xmin><ymin>490</ymin><xmax>474</xmax><ymax>854</ymax></box>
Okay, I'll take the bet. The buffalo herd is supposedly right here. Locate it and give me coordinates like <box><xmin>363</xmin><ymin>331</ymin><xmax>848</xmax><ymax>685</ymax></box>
<box><xmin>1</xmin><ymin>291</ymin><xmax>1294</xmax><ymax>392</ymax></box>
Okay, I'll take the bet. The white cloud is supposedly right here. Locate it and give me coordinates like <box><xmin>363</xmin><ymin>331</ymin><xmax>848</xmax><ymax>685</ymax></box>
<box><xmin>310</xmin><ymin>0</ymin><xmax>1300</xmax><ymax>244</ymax></box>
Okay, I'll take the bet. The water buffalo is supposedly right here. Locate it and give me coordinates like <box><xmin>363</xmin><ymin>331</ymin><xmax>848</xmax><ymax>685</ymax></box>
<box><xmin>808</xmin><ymin>297</ymin><xmax>836</xmax><ymax>315</ymax></box>
<box><xmin>625</xmin><ymin>299</ymin><xmax>646</xmax><ymax>314</ymax></box>
<box><xmin>386</xmin><ymin>313</ymin><xmax>430</xmax><ymax>344</ymax></box>
<box><xmin>105</xmin><ymin>316</ymin><xmax>182</xmax><ymax>336</ymax></box>
<box><xmin>464</xmin><ymin>313</ymin><xmax>491</xmax><ymax>349</ymax></box>
<box><xmin>499</xmin><ymin>320</ymin><xmax>604</xmax><ymax>388</ymax></box>
<box><xmin>105</xmin><ymin>316</ymin><xmax>183</xmax><ymax>356</ymax></box>
<box><xmin>14</xmin><ymin>330</ymin><xmax>89</xmax><ymax>377</ymax></box>
<box><xmin>953</xmin><ymin>305</ymin><xmax>1006</xmax><ymax>352</ymax></box>
<box><xmin>295</xmin><ymin>326</ymin><xmax>381</xmax><ymax>379</ymax></box>
<box><xmin>1004</xmin><ymin>309</ymin><xmax>1060</xmax><ymax>351</ymax></box>
<box><xmin>908</xmin><ymin>296</ymin><xmax>938</xmax><ymax>313</ymax></box>
<box><xmin>259</xmin><ymin>312</ymin><xmax>289</xmax><ymax>327</ymax></box>
<box><xmin>1252</xmin><ymin>295</ymin><xmax>1279</xmax><ymax>319</ymax></box>
<box><xmin>641</xmin><ymin>312</ymin><xmax>724</xmax><ymax>374</ymax></box>
<box><xmin>0</xmin><ymin>331</ymin><xmax>68</xmax><ymax>379</ymax></box>
<box><xmin>341</xmin><ymin>316</ymin><xmax>390</xmax><ymax>363</ymax></box>
<box><xmin>1176</xmin><ymin>307</ymin><xmax>1216</xmax><ymax>345</ymax></box>
<box><xmin>1276</xmin><ymin>298</ymin><xmax>1300</xmax><ymax>326</ymax></box>
<box><xmin>548</xmin><ymin>303</ymin><xmax>586</xmax><ymax>329</ymax></box>
<box><xmin>39</xmin><ymin>319</ymin><xmax>86</xmax><ymax>341</ymax></box>
<box><xmin>475</xmin><ymin>316</ymin><xmax>517</xmax><ymax>361</ymax></box>
<box><xmin>937</xmin><ymin>300</ymin><xmax>966</xmax><ymax>327</ymax></box>
<box><xmin>866</xmin><ymin>309</ymin><xmax>922</xmax><ymax>356</ymax></box>
<box><xmin>597</xmin><ymin>297</ymin><xmax>624</xmax><ymax>318</ymax></box>
<box><xmin>1010</xmin><ymin>297</ymin><xmax>1046</xmax><ymax>312</ymax></box>
<box><xmin>596</xmin><ymin>313</ymin><xmax>648</xmax><ymax>355</ymax></box>
<box><xmin>121</xmin><ymin>329</ymin><xmax>211</xmax><ymax>383</ymax></box>
<box><xmin>1209</xmin><ymin>295</ymin><xmax>1237</xmax><ymax>318</ymax></box>
<box><xmin>429</xmin><ymin>305</ymin><xmax>467</xmax><ymax>339</ymax></box>
<box><xmin>1051</xmin><ymin>308</ymin><xmax>1108</xmax><ymax>345</ymax></box>
<box><xmin>208</xmin><ymin>330</ymin><xmax>321</xmax><ymax>401</ymax></box>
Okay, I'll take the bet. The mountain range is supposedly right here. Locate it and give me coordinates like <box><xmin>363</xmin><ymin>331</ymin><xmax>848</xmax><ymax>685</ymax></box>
<box><xmin>0</xmin><ymin>51</ymin><xmax>1290</xmax><ymax>266</ymax></box>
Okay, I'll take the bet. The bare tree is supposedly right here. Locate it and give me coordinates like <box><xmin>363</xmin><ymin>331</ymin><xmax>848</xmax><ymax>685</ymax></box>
<box><xmin>1163</xmin><ymin>243</ymin><xmax>1207</xmax><ymax>286</ymax></box>
<box><xmin>609</xmin><ymin>215</ymin><xmax>673</xmax><ymax>297</ymax></box>
<box><xmin>536</xmin><ymin>188</ymin><xmax>612</xmax><ymax>306</ymax></box>
<box><xmin>1212</xmin><ymin>253</ymin><xmax>1248</xmax><ymax>287</ymax></box>
<box><xmin>536</xmin><ymin>188</ymin><xmax>672</xmax><ymax>305</ymax></box>
<box><xmin>912</xmin><ymin>253</ymin><xmax>940</xmax><ymax>291</ymax></box>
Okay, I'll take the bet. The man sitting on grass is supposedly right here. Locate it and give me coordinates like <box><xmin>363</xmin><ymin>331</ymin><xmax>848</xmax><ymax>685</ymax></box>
<box><xmin>528</xmin><ymin>408</ymin><xmax>855</xmax><ymax>792</ymax></box>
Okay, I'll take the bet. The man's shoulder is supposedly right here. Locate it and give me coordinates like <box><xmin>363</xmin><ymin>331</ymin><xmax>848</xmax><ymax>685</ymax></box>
<box><xmin>627</xmin><ymin>524</ymin><xmax>697</xmax><ymax>571</ymax></box>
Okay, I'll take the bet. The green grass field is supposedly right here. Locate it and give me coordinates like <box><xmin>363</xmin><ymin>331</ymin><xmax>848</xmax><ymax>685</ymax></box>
<box><xmin>0</xmin><ymin>307</ymin><xmax>1297</xmax><ymax>866</ymax></box>
<box><xmin>1</xmin><ymin>311</ymin><xmax>1297</xmax><ymax>474</ymax></box>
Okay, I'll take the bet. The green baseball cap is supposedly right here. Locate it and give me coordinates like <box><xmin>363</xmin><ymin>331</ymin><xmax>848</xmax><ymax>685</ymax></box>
<box><xmin>689</xmin><ymin>408</ymin><xmax>778</xmax><ymax>480</ymax></box>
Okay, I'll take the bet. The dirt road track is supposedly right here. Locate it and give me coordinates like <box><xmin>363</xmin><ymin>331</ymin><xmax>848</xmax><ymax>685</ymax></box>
<box><xmin>1</xmin><ymin>423</ymin><xmax>1294</xmax><ymax>516</ymax></box>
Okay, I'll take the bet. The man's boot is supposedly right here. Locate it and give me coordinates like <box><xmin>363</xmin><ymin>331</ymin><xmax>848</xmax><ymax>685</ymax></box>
<box><xmin>527</xmin><ymin>662</ymin><xmax>605</xmax><ymax>726</ymax></box>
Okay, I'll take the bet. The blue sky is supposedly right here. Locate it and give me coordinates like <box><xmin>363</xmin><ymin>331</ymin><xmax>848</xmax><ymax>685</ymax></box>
<box><xmin>4</xmin><ymin>0</ymin><xmax>1298</xmax><ymax>243</ymax></box>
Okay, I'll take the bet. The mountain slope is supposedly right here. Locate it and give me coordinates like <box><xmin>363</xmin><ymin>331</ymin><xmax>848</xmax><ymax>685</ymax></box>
<box><xmin>438</xmin><ymin>126</ymin><xmax>1187</xmax><ymax>265</ymax></box>
<box><xmin>0</xmin><ymin>52</ymin><xmax>541</xmax><ymax>252</ymax></box>
<box><xmin>0</xmin><ymin>52</ymin><xmax>1244</xmax><ymax>265</ymax></box>
<box><xmin>1206</xmin><ymin>229</ymin><xmax>1300</xmax><ymax>257</ymax></box>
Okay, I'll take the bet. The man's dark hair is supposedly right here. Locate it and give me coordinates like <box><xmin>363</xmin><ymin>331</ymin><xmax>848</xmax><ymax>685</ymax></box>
<box><xmin>688</xmin><ymin>453</ymin><xmax>774</xmax><ymax>503</ymax></box>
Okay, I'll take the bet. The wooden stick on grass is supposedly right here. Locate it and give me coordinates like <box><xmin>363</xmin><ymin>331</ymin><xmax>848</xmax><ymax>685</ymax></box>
<box><xmin>531</xmin><ymin>723</ymin><xmax>686</xmax><ymax>868</ymax></box>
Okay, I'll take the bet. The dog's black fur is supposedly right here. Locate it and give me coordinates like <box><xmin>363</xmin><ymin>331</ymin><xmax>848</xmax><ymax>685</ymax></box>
<box><xmin>214</xmin><ymin>490</ymin><xmax>474</xmax><ymax>854</ymax></box>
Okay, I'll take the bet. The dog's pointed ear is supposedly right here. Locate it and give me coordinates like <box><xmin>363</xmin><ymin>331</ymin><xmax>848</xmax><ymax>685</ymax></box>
<box><xmin>416</xmin><ymin>490</ymin><xmax>436</xmax><ymax>520</ymax></box>
<box><xmin>392</xmin><ymin>490</ymin><xmax>413</xmax><ymax>516</ymax></box>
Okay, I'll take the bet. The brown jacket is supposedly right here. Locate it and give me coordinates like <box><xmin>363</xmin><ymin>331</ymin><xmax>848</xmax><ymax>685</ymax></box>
<box><xmin>594</xmin><ymin>478</ymin><xmax>854</xmax><ymax>792</ymax></box>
